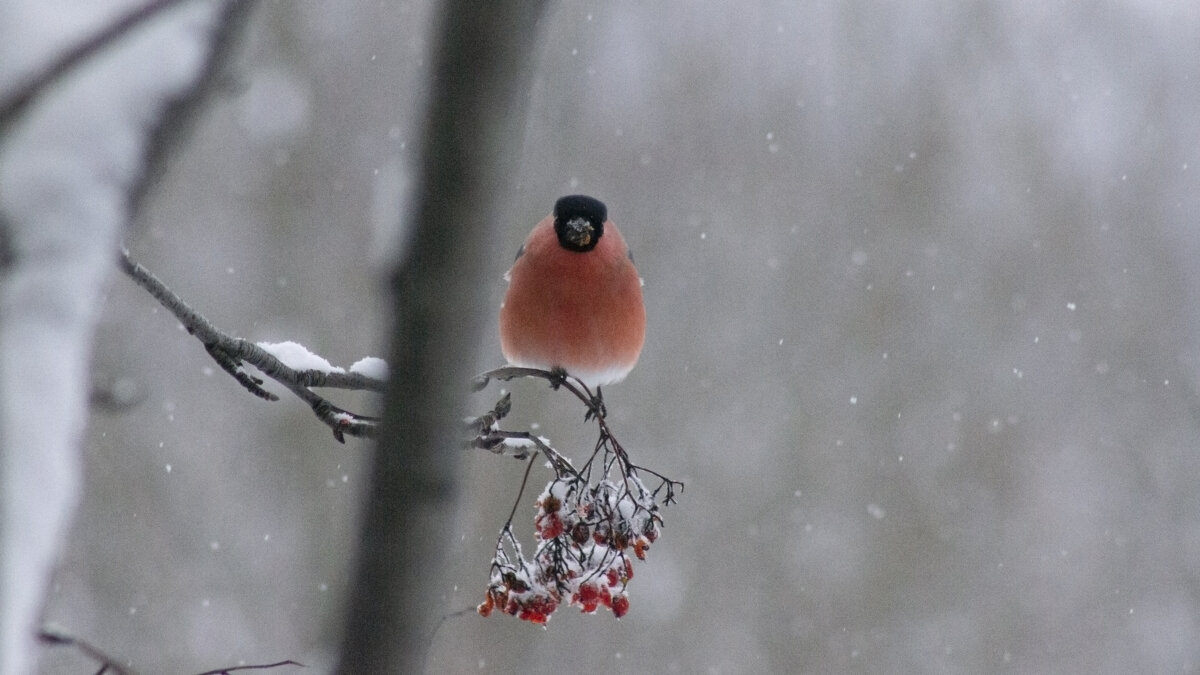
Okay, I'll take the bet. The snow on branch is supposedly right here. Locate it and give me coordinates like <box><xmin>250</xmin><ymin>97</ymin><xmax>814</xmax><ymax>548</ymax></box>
<box><xmin>467</xmin><ymin>366</ymin><xmax>683</xmax><ymax>624</ymax></box>
<box><xmin>119</xmin><ymin>248</ymin><xmax>386</xmax><ymax>442</ymax></box>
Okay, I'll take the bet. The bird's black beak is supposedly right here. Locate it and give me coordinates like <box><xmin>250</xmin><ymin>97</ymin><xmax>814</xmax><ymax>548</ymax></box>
<box><xmin>561</xmin><ymin>217</ymin><xmax>595</xmax><ymax>249</ymax></box>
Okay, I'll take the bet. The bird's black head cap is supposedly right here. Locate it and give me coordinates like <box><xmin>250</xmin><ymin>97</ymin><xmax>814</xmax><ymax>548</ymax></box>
<box><xmin>553</xmin><ymin>195</ymin><xmax>607</xmax><ymax>252</ymax></box>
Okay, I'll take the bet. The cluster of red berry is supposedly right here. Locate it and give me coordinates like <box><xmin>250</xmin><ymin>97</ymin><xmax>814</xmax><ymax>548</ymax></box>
<box><xmin>478</xmin><ymin>474</ymin><xmax>661</xmax><ymax>624</ymax></box>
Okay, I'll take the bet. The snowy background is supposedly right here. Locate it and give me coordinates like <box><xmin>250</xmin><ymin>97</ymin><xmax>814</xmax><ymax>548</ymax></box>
<box><xmin>33</xmin><ymin>1</ymin><xmax>1200</xmax><ymax>672</ymax></box>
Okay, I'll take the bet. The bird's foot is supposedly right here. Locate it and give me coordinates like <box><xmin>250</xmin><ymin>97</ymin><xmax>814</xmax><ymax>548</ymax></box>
<box><xmin>585</xmin><ymin>385</ymin><xmax>607</xmax><ymax>422</ymax></box>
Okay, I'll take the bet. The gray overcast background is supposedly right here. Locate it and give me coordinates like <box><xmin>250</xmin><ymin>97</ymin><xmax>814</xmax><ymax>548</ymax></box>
<box><xmin>41</xmin><ymin>2</ymin><xmax>1200</xmax><ymax>673</ymax></box>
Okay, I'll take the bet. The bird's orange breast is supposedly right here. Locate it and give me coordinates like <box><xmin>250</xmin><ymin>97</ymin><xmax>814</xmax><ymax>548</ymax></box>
<box><xmin>500</xmin><ymin>216</ymin><xmax>645</xmax><ymax>387</ymax></box>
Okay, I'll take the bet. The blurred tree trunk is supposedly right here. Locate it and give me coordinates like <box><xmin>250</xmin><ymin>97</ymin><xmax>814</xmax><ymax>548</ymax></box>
<box><xmin>0</xmin><ymin>3</ymin><xmax>250</xmax><ymax>672</ymax></box>
<box><xmin>335</xmin><ymin>1</ymin><xmax>548</xmax><ymax>672</ymax></box>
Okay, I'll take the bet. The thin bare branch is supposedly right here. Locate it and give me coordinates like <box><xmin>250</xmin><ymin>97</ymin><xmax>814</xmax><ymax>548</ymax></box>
<box><xmin>128</xmin><ymin>0</ymin><xmax>259</xmax><ymax>217</ymax></box>
<box><xmin>193</xmin><ymin>660</ymin><xmax>307</xmax><ymax>675</ymax></box>
<box><xmin>476</xmin><ymin>365</ymin><xmax>607</xmax><ymax>420</ymax></box>
<box><xmin>119</xmin><ymin>248</ymin><xmax>384</xmax><ymax>441</ymax></box>
<box><xmin>38</xmin><ymin>626</ymin><xmax>137</xmax><ymax>675</ymax></box>
<box><xmin>40</xmin><ymin>625</ymin><xmax>305</xmax><ymax>675</ymax></box>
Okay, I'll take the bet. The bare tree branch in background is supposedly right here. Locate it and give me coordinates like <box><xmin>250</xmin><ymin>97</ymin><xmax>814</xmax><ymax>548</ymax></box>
<box><xmin>38</xmin><ymin>625</ymin><xmax>305</xmax><ymax>675</ymax></box>
<box><xmin>0</xmin><ymin>0</ymin><xmax>198</xmax><ymax>135</ymax></box>
<box><xmin>334</xmin><ymin>1</ymin><xmax>550</xmax><ymax>672</ymax></box>
<box><xmin>0</xmin><ymin>0</ymin><xmax>255</xmax><ymax>219</ymax></box>
<box><xmin>127</xmin><ymin>0</ymin><xmax>258</xmax><ymax>216</ymax></box>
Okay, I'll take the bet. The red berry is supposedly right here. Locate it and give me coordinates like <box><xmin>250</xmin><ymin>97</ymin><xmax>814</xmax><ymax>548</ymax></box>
<box><xmin>574</xmin><ymin>583</ymin><xmax>602</xmax><ymax>613</ymax></box>
<box><xmin>633</xmin><ymin>537</ymin><xmax>649</xmax><ymax>560</ymax></box>
<box><xmin>536</xmin><ymin>513</ymin><xmax>564</xmax><ymax>540</ymax></box>
<box><xmin>611</xmin><ymin>594</ymin><xmax>630</xmax><ymax>618</ymax></box>
<box><xmin>519</xmin><ymin>607</ymin><xmax>546</xmax><ymax>624</ymax></box>
<box><xmin>477</xmin><ymin>591</ymin><xmax>495</xmax><ymax>617</ymax></box>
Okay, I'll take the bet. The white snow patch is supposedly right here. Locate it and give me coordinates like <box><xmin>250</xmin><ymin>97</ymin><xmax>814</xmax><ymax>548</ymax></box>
<box><xmin>257</xmin><ymin>340</ymin><xmax>345</xmax><ymax>373</ymax></box>
<box><xmin>349</xmin><ymin>356</ymin><xmax>389</xmax><ymax>380</ymax></box>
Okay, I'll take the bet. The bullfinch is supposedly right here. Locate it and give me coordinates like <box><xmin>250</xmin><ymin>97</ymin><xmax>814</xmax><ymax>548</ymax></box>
<box><xmin>499</xmin><ymin>195</ymin><xmax>646</xmax><ymax>388</ymax></box>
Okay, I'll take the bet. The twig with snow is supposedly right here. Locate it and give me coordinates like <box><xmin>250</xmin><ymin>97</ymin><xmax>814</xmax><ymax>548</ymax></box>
<box><xmin>119</xmin><ymin>248</ymin><xmax>386</xmax><ymax>442</ymax></box>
